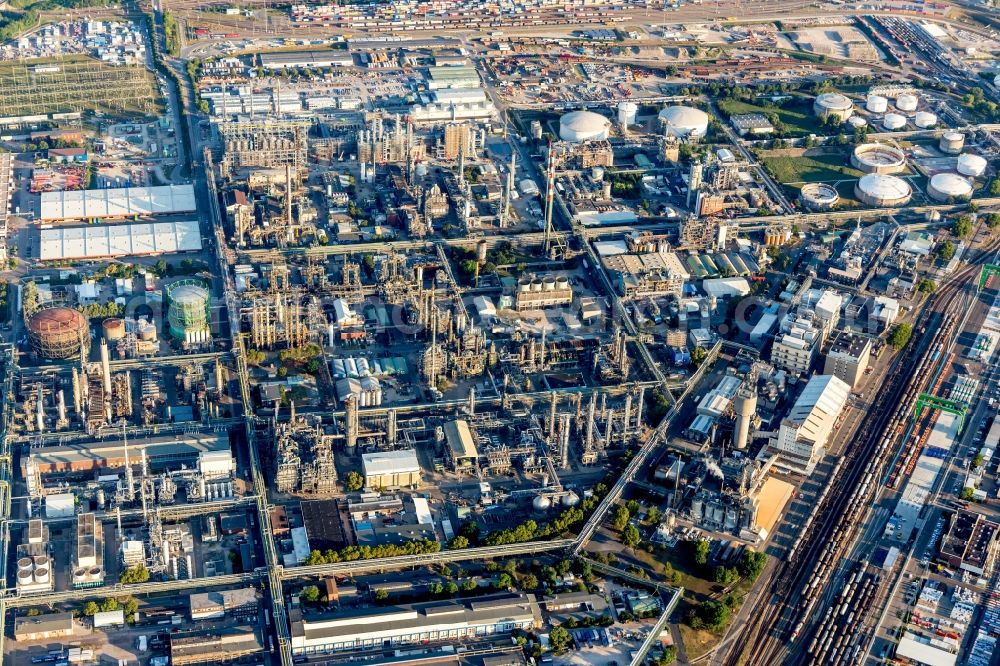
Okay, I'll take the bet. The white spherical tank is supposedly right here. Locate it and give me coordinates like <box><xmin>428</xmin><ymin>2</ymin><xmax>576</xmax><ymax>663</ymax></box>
<box><xmin>617</xmin><ymin>101</ymin><xmax>638</xmax><ymax>127</ymax></box>
<box><xmin>658</xmin><ymin>105</ymin><xmax>710</xmax><ymax>139</ymax></box>
<box><xmin>927</xmin><ymin>172</ymin><xmax>974</xmax><ymax>201</ymax></box>
<box><xmin>866</xmin><ymin>94</ymin><xmax>888</xmax><ymax>113</ymax></box>
<box><xmin>855</xmin><ymin>173</ymin><xmax>912</xmax><ymax>207</ymax></box>
<box><xmin>532</xmin><ymin>495</ymin><xmax>552</xmax><ymax>511</ymax></box>
<box><xmin>882</xmin><ymin>113</ymin><xmax>907</xmax><ymax>131</ymax></box>
<box><xmin>895</xmin><ymin>93</ymin><xmax>918</xmax><ymax>112</ymax></box>
<box><xmin>939</xmin><ymin>132</ymin><xmax>965</xmax><ymax>155</ymax></box>
<box><xmin>957</xmin><ymin>153</ymin><xmax>988</xmax><ymax>178</ymax></box>
<box><xmin>813</xmin><ymin>92</ymin><xmax>854</xmax><ymax>121</ymax></box>
<box><xmin>562</xmin><ymin>491</ymin><xmax>580</xmax><ymax>507</ymax></box>
<box><xmin>913</xmin><ymin>112</ymin><xmax>937</xmax><ymax>128</ymax></box>
<box><xmin>559</xmin><ymin>110</ymin><xmax>611</xmax><ymax>142</ymax></box>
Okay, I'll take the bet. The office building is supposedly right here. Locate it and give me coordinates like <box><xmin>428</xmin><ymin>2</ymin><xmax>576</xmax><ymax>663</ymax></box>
<box><xmin>823</xmin><ymin>330</ymin><xmax>872</xmax><ymax>389</ymax></box>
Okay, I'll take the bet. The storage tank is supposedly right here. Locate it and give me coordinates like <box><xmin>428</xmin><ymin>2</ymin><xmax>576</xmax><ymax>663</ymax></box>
<box><xmin>895</xmin><ymin>93</ymin><xmax>918</xmax><ymax>112</ymax></box>
<box><xmin>927</xmin><ymin>172</ymin><xmax>973</xmax><ymax>201</ymax></box>
<box><xmin>847</xmin><ymin>116</ymin><xmax>867</xmax><ymax>129</ymax></box>
<box><xmin>855</xmin><ymin>173</ymin><xmax>912</xmax><ymax>207</ymax></box>
<box><xmin>813</xmin><ymin>92</ymin><xmax>854</xmax><ymax>121</ymax></box>
<box><xmin>532</xmin><ymin>495</ymin><xmax>551</xmax><ymax>511</ymax></box>
<box><xmin>914</xmin><ymin>111</ymin><xmax>937</xmax><ymax>128</ymax></box>
<box><xmin>865</xmin><ymin>94</ymin><xmax>888</xmax><ymax>113</ymax></box>
<box><xmin>882</xmin><ymin>113</ymin><xmax>907</xmax><ymax>131</ymax></box>
<box><xmin>562</xmin><ymin>491</ymin><xmax>580</xmax><ymax>507</ymax></box>
<box><xmin>658</xmin><ymin>105</ymin><xmax>710</xmax><ymax>139</ymax></box>
<box><xmin>102</xmin><ymin>318</ymin><xmax>126</xmax><ymax>342</ymax></box>
<box><xmin>16</xmin><ymin>569</ymin><xmax>33</xmax><ymax>586</ymax></box>
<box><xmin>691</xmin><ymin>497</ymin><xmax>704</xmax><ymax>520</ymax></box>
<box><xmin>72</xmin><ymin>568</ymin><xmax>87</xmax><ymax>585</ymax></box>
<box><xmin>27</xmin><ymin>306</ymin><xmax>90</xmax><ymax>360</ymax></box>
<box><xmin>33</xmin><ymin>567</ymin><xmax>50</xmax><ymax>584</ymax></box>
<box><xmin>851</xmin><ymin>143</ymin><xmax>906</xmax><ymax>174</ymax></box>
<box><xmin>617</xmin><ymin>101</ymin><xmax>637</xmax><ymax>127</ymax></box>
<box><xmin>166</xmin><ymin>280</ymin><xmax>211</xmax><ymax>343</ymax></box>
<box><xmin>559</xmin><ymin>110</ymin><xmax>611</xmax><ymax>142</ymax></box>
<box><xmin>940</xmin><ymin>132</ymin><xmax>965</xmax><ymax>155</ymax></box>
<box><xmin>138</xmin><ymin>321</ymin><xmax>158</xmax><ymax>341</ymax></box>
<box><xmin>957</xmin><ymin>153</ymin><xmax>988</xmax><ymax>178</ymax></box>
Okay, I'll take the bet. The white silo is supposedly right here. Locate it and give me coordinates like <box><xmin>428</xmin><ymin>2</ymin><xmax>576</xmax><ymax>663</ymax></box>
<box><xmin>732</xmin><ymin>389</ymin><xmax>757</xmax><ymax>450</ymax></box>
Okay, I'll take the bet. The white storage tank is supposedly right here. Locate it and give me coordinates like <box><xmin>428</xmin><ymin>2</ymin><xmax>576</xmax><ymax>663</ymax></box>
<box><xmin>914</xmin><ymin>112</ymin><xmax>937</xmax><ymax>128</ymax></box>
<box><xmin>882</xmin><ymin>113</ymin><xmax>907</xmax><ymax>131</ymax></box>
<box><xmin>927</xmin><ymin>172</ymin><xmax>973</xmax><ymax>201</ymax></box>
<box><xmin>617</xmin><ymin>101</ymin><xmax>637</xmax><ymax>127</ymax></box>
<box><xmin>532</xmin><ymin>495</ymin><xmax>551</xmax><ymax>511</ymax></box>
<box><xmin>940</xmin><ymin>131</ymin><xmax>965</xmax><ymax>154</ymax></box>
<box><xmin>866</xmin><ymin>94</ymin><xmax>888</xmax><ymax>113</ymax></box>
<box><xmin>813</xmin><ymin>92</ymin><xmax>854</xmax><ymax>121</ymax></box>
<box><xmin>895</xmin><ymin>93</ymin><xmax>918</xmax><ymax>112</ymax></box>
<box><xmin>855</xmin><ymin>173</ymin><xmax>912</xmax><ymax>207</ymax></box>
<box><xmin>847</xmin><ymin>116</ymin><xmax>868</xmax><ymax>128</ymax></box>
<box><xmin>957</xmin><ymin>153</ymin><xmax>988</xmax><ymax>178</ymax></box>
<box><xmin>658</xmin><ymin>105</ymin><xmax>710</xmax><ymax>139</ymax></box>
<box><xmin>34</xmin><ymin>567</ymin><xmax>50</xmax><ymax>584</ymax></box>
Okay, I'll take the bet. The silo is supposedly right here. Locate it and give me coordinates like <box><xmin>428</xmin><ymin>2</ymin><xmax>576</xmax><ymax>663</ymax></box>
<box><xmin>102</xmin><ymin>318</ymin><xmax>126</xmax><ymax>342</ymax></box>
<box><xmin>617</xmin><ymin>101</ymin><xmax>638</xmax><ymax>127</ymax></box>
<box><xmin>732</xmin><ymin>389</ymin><xmax>757</xmax><ymax>450</ymax></box>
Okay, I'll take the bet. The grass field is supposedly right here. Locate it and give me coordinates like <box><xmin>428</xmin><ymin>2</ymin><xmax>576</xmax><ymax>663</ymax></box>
<box><xmin>717</xmin><ymin>97</ymin><xmax>826</xmax><ymax>137</ymax></box>
<box><xmin>760</xmin><ymin>150</ymin><xmax>864</xmax><ymax>184</ymax></box>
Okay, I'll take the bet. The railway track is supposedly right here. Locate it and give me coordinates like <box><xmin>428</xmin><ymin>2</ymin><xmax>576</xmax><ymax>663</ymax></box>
<box><xmin>723</xmin><ymin>234</ymin><xmax>1000</xmax><ymax>666</ymax></box>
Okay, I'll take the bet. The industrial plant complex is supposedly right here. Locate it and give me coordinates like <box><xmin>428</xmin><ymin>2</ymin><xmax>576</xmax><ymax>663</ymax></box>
<box><xmin>0</xmin><ymin>2</ymin><xmax>998</xmax><ymax>666</ymax></box>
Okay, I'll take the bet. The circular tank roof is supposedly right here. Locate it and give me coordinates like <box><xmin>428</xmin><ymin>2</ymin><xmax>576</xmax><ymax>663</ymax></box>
<box><xmin>858</xmin><ymin>173</ymin><xmax>911</xmax><ymax>199</ymax></box>
<box><xmin>27</xmin><ymin>307</ymin><xmax>88</xmax><ymax>335</ymax></box>
<box><xmin>657</xmin><ymin>105</ymin><xmax>710</xmax><ymax>137</ymax></box>
<box><xmin>559</xmin><ymin>110</ymin><xmax>611</xmax><ymax>142</ymax></box>
<box><xmin>882</xmin><ymin>113</ymin><xmax>907</xmax><ymax>130</ymax></box>
<box><xmin>168</xmin><ymin>283</ymin><xmax>209</xmax><ymax>305</ymax></box>
<box><xmin>929</xmin><ymin>172</ymin><xmax>973</xmax><ymax>198</ymax></box>
<box><xmin>815</xmin><ymin>92</ymin><xmax>853</xmax><ymax>110</ymax></box>
<box><xmin>957</xmin><ymin>153</ymin><xmax>988</xmax><ymax>177</ymax></box>
<box><xmin>914</xmin><ymin>112</ymin><xmax>937</xmax><ymax>128</ymax></box>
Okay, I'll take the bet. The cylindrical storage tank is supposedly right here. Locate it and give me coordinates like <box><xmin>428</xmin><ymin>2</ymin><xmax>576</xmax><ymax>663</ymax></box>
<box><xmin>558</xmin><ymin>110</ymin><xmax>611</xmax><ymax>142</ymax></box>
<box><xmin>855</xmin><ymin>174</ymin><xmax>912</xmax><ymax>207</ymax></box>
<box><xmin>851</xmin><ymin>143</ymin><xmax>906</xmax><ymax>174</ymax></box>
<box><xmin>33</xmin><ymin>555</ymin><xmax>47</xmax><ymax>568</ymax></box>
<box><xmin>17</xmin><ymin>558</ymin><xmax>33</xmax><ymax>573</ymax></box>
<box><xmin>895</xmin><ymin>93</ymin><xmax>918</xmax><ymax>112</ymax></box>
<box><xmin>882</xmin><ymin>113</ymin><xmax>907</xmax><ymax>131</ymax></box>
<box><xmin>691</xmin><ymin>498</ymin><xmax>704</xmax><ymax>519</ymax></box>
<box><xmin>102</xmin><ymin>318</ymin><xmax>126</xmax><ymax>342</ymax></box>
<box><xmin>813</xmin><ymin>92</ymin><xmax>854</xmax><ymax>121</ymax></box>
<box><xmin>957</xmin><ymin>153</ymin><xmax>988</xmax><ymax>178</ymax></box>
<box><xmin>847</xmin><ymin>116</ymin><xmax>868</xmax><ymax>129</ymax></box>
<box><xmin>72</xmin><ymin>568</ymin><xmax>87</xmax><ymax>585</ymax></box>
<box><xmin>532</xmin><ymin>495</ymin><xmax>551</xmax><ymax>511</ymax></box>
<box><xmin>17</xmin><ymin>569</ymin><xmax>33</xmax><ymax>585</ymax></box>
<box><xmin>33</xmin><ymin>567</ymin><xmax>50</xmax><ymax>584</ymax></box>
<box><xmin>166</xmin><ymin>280</ymin><xmax>211</xmax><ymax>342</ymax></box>
<box><xmin>914</xmin><ymin>112</ymin><xmax>937</xmax><ymax>128</ymax></box>
<box><xmin>542</xmin><ymin>277</ymin><xmax>556</xmax><ymax>291</ymax></box>
<box><xmin>27</xmin><ymin>307</ymin><xmax>90</xmax><ymax>360</ymax></box>
<box><xmin>617</xmin><ymin>101</ymin><xmax>637</xmax><ymax>127</ymax></box>
<box><xmin>658</xmin><ymin>105</ymin><xmax>710</xmax><ymax>139</ymax></box>
<box><xmin>940</xmin><ymin>132</ymin><xmax>965</xmax><ymax>154</ymax></box>
<box><xmin>800</xmin><ymin>183</ymin><xmax>840</xmax><ymax>211</ymax></box>
<box><xmin>927</xmin><ymin>172</ymin><xmax>973</xmax><ymax>201</ymax></box>
<box><xmin>138</xmin><ymin>322</ymin><xmax>157</xmax><ymax>341</ymax></box>
<box><xmin>866</xmin><ymin>94</ymin><xmax>888</xmax><ymax>113</ymax></box>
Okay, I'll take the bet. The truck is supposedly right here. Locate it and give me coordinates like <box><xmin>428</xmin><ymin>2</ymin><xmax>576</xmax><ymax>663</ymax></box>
<box><xmin>136</xmin><ymin>636</ymin><xmax>148</xmax><ymax>652</ymax></box>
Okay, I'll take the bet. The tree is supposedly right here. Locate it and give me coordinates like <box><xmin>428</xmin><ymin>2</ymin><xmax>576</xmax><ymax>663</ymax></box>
<box><xmin>736</xmin><ymin>550</ymin><xmax>768</xmax><ymax>581</ymax></box>
<box><xmin>345</xmin><ymin>471</ymin><xmax>364</xmax><ymax>491</ymax></box>
<box><xmin>622</xmin><ymin>524</ymin><xmax>641</xmax><ymax>548</ymax></box>
<box><xmin>646</xmin><ymin>506</ymin><xmax>662</xmax><ymax>524</ymax></box>
<box><xmin>960</xmin><ymin>487</ymin><xmax>976</xmax><ymax>501</ymax></box>
<box><xmin>374</xmin><ymin>588</ymin><xmax>389</xmax><ymax>601</ymax></box>
<box><xmin>549</xmin><ymin>626</ymin><xmax>574</xmax><ymax>654</ymax></box>
<box><xmin>626</xmin><ymin>499</ymin><xmax>641</xmax><ymax>515</ymax></box>
<box><xmin>990</xmin><ymin>177</ymin><xmax>1000</xmax><ymax>197</ymax></box>
<box><xmin>300</xmin><ymin>585</ymin><xmax>321</xmax><ymax>604</ymax></box>
<box><xmin>988</xmin><ymin>213</ymin><xmax>1000</xmax><ymax>230</ymax></box>
<box><xmin>937</xmin><ymin>240</ymin><xmax>956</xmax><ymax>262</ymax></box>
<box><xmin>447</xmin><ymin>536</ymin><xmax>470</xmax><ymax>550</ymax></box>
<box><xmin>714</xmin><ymin>566</ymin><xmax>739</xmax><ymax>584</ymax></box>
<box><xmin>446</xmin><ymin>581</ymin><xmax>459</xmax><ymax>595</ymax></box>
<box><xmin>690</xmin><ymin>538</ymin><xmax>710</xmax><ymax>566</ymax></box>
<box><xmin>83</xmin><ymin>601</ymin><xmax>99</xmax><ymax>617</ymax></box>
<box><xmin>119</xmin><ymin>565</ymin><xmax>150</xmax><ymax>584</ymax></box>
<box><xmin>123</xmin><ymin>598</ymin><xmax>139</xmax><ymax>623</ymax></box>
<box><xmin>917</xmin><ymin>278</ymin><xmax>937</xmax><ymax>294</ymax></box>
<box><xmin>521</xmin><ymin>574</ymin><xmax>539</xmax><ymax>590</ymax></box>
<box><xmin>953</xmin><ymin>216</ymin><xmax>973</xmax><ymax>238</ymax></box>
<box><xmin>612</xmin><ymin>505</ymin><xmax>631</xmax><ymax>531</ymax></box>
<box><xmin>700</xmin><ymin>600</ymin><xmax>731</xmax><ymax>631</ymax></box>
<box><xmin>889</xmin><ymin>323</ymin><xmax>913</xmax><ymax>349</ymax></box>
<box><xmin>462</xmin><ymin>580</ymin><xmax>478</xmax><ymax>592</ymax></box>
<box><xmin>495</xmin><ymin>573</ymin><xmax>514</xmax><ymax>590</ymax></box>
<box><xmin>100</xmin><ymin>598</ymin><xmax>119</xmax><ymax>613</ymax></box>
<box><xmin>691</xmin><ymin>346</ymin><xmax>708</xmax><ymax>367</ymax></box>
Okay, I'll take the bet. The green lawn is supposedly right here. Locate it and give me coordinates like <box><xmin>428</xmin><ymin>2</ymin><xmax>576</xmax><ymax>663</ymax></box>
<box><xmin>717</xmin><ymin>97</ymin><xmax>826</xmax><ymax>137</ymax></box>
<box><xmin>760</xmin><ymin>151</ymin><xmax>863</xmax><ymax>184</ymax></box>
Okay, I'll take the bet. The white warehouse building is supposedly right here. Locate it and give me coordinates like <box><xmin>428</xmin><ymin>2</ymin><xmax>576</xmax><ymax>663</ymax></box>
<box><xmin>290</xmin><ymin>593</ymin><xmax>541</xmax><ymax>655</ymax></box>
<box><xmin>769</xmin><ymin>374</ymin><xmax>851</xmax><ymax>476</ymax></box>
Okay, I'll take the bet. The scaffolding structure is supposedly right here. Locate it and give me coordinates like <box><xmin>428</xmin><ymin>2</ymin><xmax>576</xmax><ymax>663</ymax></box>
<box><xmin>273</xmin><ymin>412</ymin><xmax>338</xmax><ymax>494</ymax></box>
<box><xmin>218</xmin><ymin>119</ymin><xmax>310</xmax><ymax>174</ymax></box>
<box><xmin>0</xmin><ymin>59</ymin><xmax>160</xmax><ymax>117</ymax></box>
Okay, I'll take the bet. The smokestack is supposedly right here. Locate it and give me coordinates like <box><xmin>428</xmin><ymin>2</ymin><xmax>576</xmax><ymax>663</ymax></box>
<box><xmin>100</xmin><ymin>339</ymin><xmax>112</xmax><ymax>395</ymax></box>
<box><xmin>387</xmin><ymin>408</ymin><xmax>397</xmax><ymax>444</ymax></box>
<box><xmin>635</xmin><ymin>386</ymin><xmax>645</xmax><ymax>431</ymax></box>
<box><xmin>733</xmin><ymin>389</ymin><xmax>758</xmax><ymax>450</ymax></box>
<box><xmin>72</xmin><ymin>367</ymin><xmax>82</xmax><ymax>415</ymax></box>
<box><xmin>468</xmin><ymin>387</ymin><xmax>476</xmax><ymax>416</ymax></box>
<box><xmin>36</xmin><ymin>385</ymin><xmax>44</xmax><ymax>432</ymax></box>
<box><xmin>623</xmin><ymin>394</ymin><xmax>632</xmax><ymax>436</ymax></box>
<box><xmin>57</xmin><ymin>390</ymin><xmax>66</xmax><ymax>424</ymax></box>
<box><xmin>548</xmin><ymin>391</ymin><xmax>558</xmax><ymax>440</ymax></box>
<box><xmin>586</xmin><ymin>393</ymin><xmax>596</xmax><ymax>450</ymax></box>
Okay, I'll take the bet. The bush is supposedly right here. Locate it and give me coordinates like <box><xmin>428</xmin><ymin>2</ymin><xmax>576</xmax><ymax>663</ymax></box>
<box><xmin>889</xmin><ymin>323</ymin><xmax>913</xmax><ymax>349</ymax></box>
<box><xmin>119</xmin><ymin>565</ymin><xmax>150</xmax><ymax>584</ymax></box>
<box><xmin>345</xmin><ymin>471</ymin><xmax>364</xmax><ymax>491</ymax></box>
